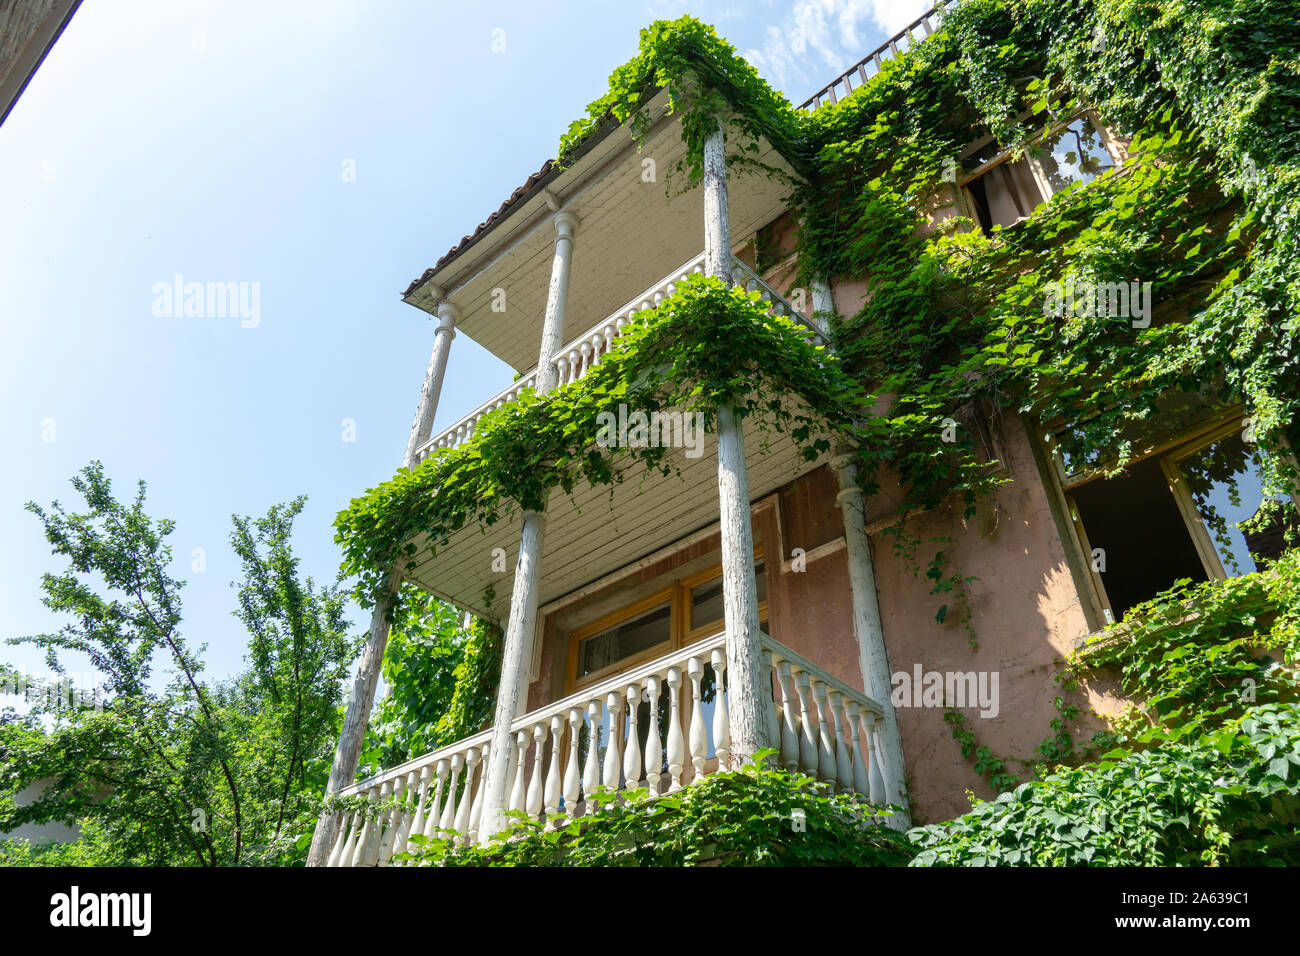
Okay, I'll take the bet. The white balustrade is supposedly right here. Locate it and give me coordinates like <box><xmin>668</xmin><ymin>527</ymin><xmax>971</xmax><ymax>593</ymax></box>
<box><xmin>329</xmin><ymin>631</ymin><xmax>886</xmax><ymax>865</ymax></box>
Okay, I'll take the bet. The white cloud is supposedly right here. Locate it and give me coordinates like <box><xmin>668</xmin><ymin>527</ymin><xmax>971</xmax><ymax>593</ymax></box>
<box><xmin>743</xmin><ymin>0</ymin><xmax>934</xmax><ymax>95</ymax></box>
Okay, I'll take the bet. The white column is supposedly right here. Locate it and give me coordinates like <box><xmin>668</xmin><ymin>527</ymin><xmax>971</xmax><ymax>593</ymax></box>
<box><xmin>478</xmin><ymin>509</ymin><xmax>546</xmax><ymax>841</ymax></box>
<box><xmin>307</xmin><ymin>296</ymin><xmax>462</xmax><ymax>866</ymax></box>
<box><xmin>404</xmin><ymin>302</ymin><xmax>459</xmax><ymax>463</ymax></box>
<box><xmin>534</xmin><ymin>210</ymin><xmax>580</xmax><ymax>393</ymax></box>
<box><xmin>478</xmin><ymin>209</ymin><xmax>581</xmax><ymax>842</ymax></box>
<box><xmin>706</xmin><ymin>119</ymin><xmax>769</xmax><ymax>762</ymax></box>
<box><xmin>832</xmin><ymin>447</ymin><xmax>910</xmax><ymax>826</ymax></box>
<box><xmin>810</xmin><ymin>274</ymin><xmax>834</xmax><ymax>336</ymax></box>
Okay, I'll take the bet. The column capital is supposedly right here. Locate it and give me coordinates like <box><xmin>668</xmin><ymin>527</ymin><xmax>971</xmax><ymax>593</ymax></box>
<box><xmin>521</xmin><ymin>508</ymin><xmax>548</xmax><ymax>531</ymax></box>
<box><xmin>552</xmin><ymin>209</ymin><xmax>580</xmax><ymax>240</ymax></box>
<box><xmin>436</xmin><ymin>301</ymin><xmax>460</xmax><ymax>332</ymax></box>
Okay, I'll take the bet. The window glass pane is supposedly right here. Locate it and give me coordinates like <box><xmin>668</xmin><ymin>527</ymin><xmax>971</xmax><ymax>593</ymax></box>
<box><xmin>1035</xmin><ymin>114</ymin><xmax>1115</xmax><ymax>193</ymax></box>
<box><xmin>690</xmin><ymin>560</ymin><xmax>765</xmax><ymax>632</ymax></box>
<box><xmin>577</xmin><ymin>601</ymin><xmax>670</xmax><ymax>679</ymax></box>
<box><xmin>1178</xmin><ymin>432</ymin><xmax>1291</xmax><ymax>575</ymax></box>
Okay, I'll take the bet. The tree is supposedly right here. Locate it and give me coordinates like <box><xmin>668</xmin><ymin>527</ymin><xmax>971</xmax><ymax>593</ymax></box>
<box><xmin>0</xmin><ymin>462</ymin><xmax>359</xmax><ymax>865</ymax></box>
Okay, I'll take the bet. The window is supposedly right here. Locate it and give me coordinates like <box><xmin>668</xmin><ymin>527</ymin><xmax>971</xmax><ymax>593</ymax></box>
<box><xmin>573</xmin><ymin>593</ymin><xmax>673</xmax><ymax>683</ymax></box>
<box><xmin>566</xmin><ymin>553</ymin><xmax>767</xmax><ymax>691</ymax></box>
<box><xmin>1057</xmin><ymin>417</ymin><xmax>1296</xmax><ymax>623</ymax></box>
<box><xmin>958</xmin><ymin>109</ymin><xmax>1124</xmax><ymax>233</ymax></box>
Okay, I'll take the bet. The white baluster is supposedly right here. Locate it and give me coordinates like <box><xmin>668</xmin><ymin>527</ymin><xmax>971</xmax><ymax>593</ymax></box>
<box><xmin>424</xmin><ymin>758</ymin><xmax>449</xmax><ymax>841</ymax></box>
<box><xmin>439</xmin><ymin>752</ymin><xmax>464</xmax><ymax>837</ymax></box>
<box><xmin>794</xmin><ymin>669</ymin><xmax>819</xmax><ymax>775</ymax></box>
<box><xmin>777</xmin><ymin>660</ymin><xmax>800</xmax><ymax>772</ymax></box>
<box><xmin>711</xmin><ymin>647</ymin><xmax>730</xmax><ymax>773</ymax></box>
<box><xmin>549</xmin><ymin>713</ymin><xmax>569</xmax><ymax>823</ymax></box>
<box><xmin>862</xmin><ymin>712</ymin><xmax>885</xmax><ymax>806</ymax></box>
<box><xmin>555</xmin><ymin>354</ymin><xmax>568</xmax><ymax>385</ymax></box>
<box><xmin>390</xmin><ymin>772</ymin><xmax>419</xmax><ymax>864</ymax></box>
<box><xmin>582</xmin><ymin>699</ymin><xmax>602</xmax><ymax>809</ymax></box>
<box><xmin>355</xmin><ymin>786</ymin><xmax>382</xmax><ymax>867</ymax></box>
<box><xmin>578</xmin><ymin>341</ymin><xmax>593</xmax><ymax>382</ymax></box>
<box><xmin>329</xmin><ymin>809</ymin><xmax>358</xmax><ymax>867</ymax></box>
<box><xmin>527</xmin><ymin>722</ymin><xmax>547</xmax><ymax>819</ymax></box>
<box><xmin>510</xmin><ymin>729</ymin><xmax>529</xmax><ymax>814</ymax></box>
<box><xmin>453</xmin><ymin>747</ymin><xmax>478</xmax><ymax>842</ymax></box>
<box><xmin>568</xmin><ymin>349</ymin><xmax>582</xmax><ymax>384</ymax></box>
<box><xmin>812</xmin><ymin>681</ymin><xmax>837</xmax><ymax>786</ymax></box>
<box><xmin>563</xmin><ymin>708</ymin><xmax>582</xmax><ymax>818</ymax></box>
<box><xmin>666</xmin><ymin>666</ymin><xmax>685</xmax><ymax>791</ymax></box>
<box><xmin>845</xmin><ymin>700</ymin><xmax>870</xmax><ymax>798</ymax></box>
<box><xmin>377</xmin><ymin>778</ymin><xmax>401</xmax><ymax>866</ymax></box>
<box><xmin>644</xmin><ymin>675</ymin><xmax>663</xmax><ymax>796</ymax></box>
<box><xmin>688</xmin><ymin>657</ymin><xmax>708</xmax><ymax>782</ymax></box>
<box><xmin>870</xmin><ymin>716</ymin><xmax>890</xmax><ymax>806</ymax></box>
<box><xmin>468</xmin><ymin>742</ymin><xmax>488</xmax><ymax>843</ymax></box>
<box><xmin>623</xmin><ymin>683</ymin><xmax>642</xmax><ymax>792</ymax></box>
<box><xmin>603</xmin><ymin>691</ymin><xmax>623</xmax><ymax>792</ymax></box>
<box><xmin>405</xmin><ymin>766</ymin><xmax>431</xmax><ymax>854</ymax></box>
<box><xmin>763</xmin><ymin>649</ymin><xmax>781</xmax><ymax>769</ymax></box>
<box><xmin>829</xmin><ymin>691</ymin><xmax>854</xmax><ymax>793</ymax></box>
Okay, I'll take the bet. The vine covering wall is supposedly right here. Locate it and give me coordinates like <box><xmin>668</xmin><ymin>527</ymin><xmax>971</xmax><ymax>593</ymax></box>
<box><xmin>344</xmin><ymin>0</ymin><xmax>1300</xmax><ymax>847</ymax></box>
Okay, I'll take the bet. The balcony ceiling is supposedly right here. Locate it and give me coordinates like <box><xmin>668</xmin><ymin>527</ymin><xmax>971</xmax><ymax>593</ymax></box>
<box><xmin>402</xmin><ymin>88</ymin><xmax>802</xmax><ymax>373</ymax></box>
<box><xmin>403</xmin><ymin>413</ymin><xmax>826</xmax><ymax>622</ymax></box>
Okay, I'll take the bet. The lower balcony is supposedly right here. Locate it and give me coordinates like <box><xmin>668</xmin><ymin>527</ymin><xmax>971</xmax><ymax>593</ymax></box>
<box><xmin>326</xmin><ymin>631</ymin><xmax>890</xmax><ymax>866</ymax></box>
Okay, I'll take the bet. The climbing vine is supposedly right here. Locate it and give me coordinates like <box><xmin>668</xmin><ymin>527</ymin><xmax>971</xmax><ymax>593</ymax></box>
<box><xmin>337</xmin><ymin>277</ymin><xmax>872</xmax><ymax>606</ymax></box>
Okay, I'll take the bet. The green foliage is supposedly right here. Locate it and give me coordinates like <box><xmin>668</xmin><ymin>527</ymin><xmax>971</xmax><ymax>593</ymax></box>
<box><xmin>1076</xmin><ymin>547</ymin><xmax>1300</xmax><ymax>743</ymax></box>
<box><xmin>400</xmin><ymin>755</ymin><xmax>914</xmax><ymax>867</ymax></box>
<box><xmin>910</xmin><ymin>702</ymin><xmax>1300</xmax><ymax>866</ymax></box>
<box><xmin>362</xmin><ymin>595</ymin><xmax>502</xmax><ymax>775</ymax></box>
<box><xmin>0</xmin><ymin>464</ymin><xmax>360</xmax><ymax>866</ymax></box>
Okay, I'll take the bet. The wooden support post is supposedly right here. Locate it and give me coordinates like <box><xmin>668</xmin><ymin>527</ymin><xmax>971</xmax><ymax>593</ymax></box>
<box><xmin>403</xmin><ymin>303</ymin><xmax>458</xmax><ymax>464</ymax></box>
<box><xmin>478</xmin><ymin>510</ymin><xmax>546</xmax><ymax>841</ymax></box>
<box><xmin>479</xmin><ymin>210</ymin><xmax>578</xmax><ymax>843</ymax></box>
<box><xmin>832</xmin><ymin>446</ymin><xmax>910</xmax><ymax>827</ymax></box>
<box><xmin>534</xmin><ymin>210</ymin><xmax>580</xmax><ymax>393</ymax></box>
<box><xmin>306</xmin><ymin>294</ymin><xmax>458</xmax><ymax>866</ymax></box>
<box><xmin>706</xmin><ymin>119</ymin><xmax>770</xmax><ymax>762</ymax></box>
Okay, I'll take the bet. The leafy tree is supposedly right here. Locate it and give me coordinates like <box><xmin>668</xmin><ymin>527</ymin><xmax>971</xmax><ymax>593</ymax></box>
<box><xmin>0</xmin><ymin>462</ymin><xmax>359</xmax><ymax>865</ymax></box>
<box><xmin>362</xmin><ymin>589</ymin><xmax>502</xmax><ymax>775</ymax></box>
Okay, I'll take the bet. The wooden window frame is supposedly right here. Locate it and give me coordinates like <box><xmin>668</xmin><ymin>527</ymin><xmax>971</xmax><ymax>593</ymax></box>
<box><xmin>1050</xmin><ymin>412</ymin><xmax>1272</xmax><ymax>623</ymax></box>
<box><xmin>564</xmin><ymin>549</ymin><xmax>767</xmax><ymax>694</ymax></box>
<box><xmin>956</xmin><ymin>108</ymin><xmax>1126</xmax><ymax>233</ymax></box>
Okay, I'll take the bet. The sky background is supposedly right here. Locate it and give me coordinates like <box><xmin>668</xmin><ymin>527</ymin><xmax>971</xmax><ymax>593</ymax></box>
<box><xmin>0</xmin><ymin>0</ymin><xmax>928</xmax><ymax>690</ymax></box>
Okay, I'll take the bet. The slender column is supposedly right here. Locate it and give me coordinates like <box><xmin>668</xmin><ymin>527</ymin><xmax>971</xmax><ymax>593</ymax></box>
<box><xmin>705</xmin><ymin>119</ymin><xmax>770</xmax><ymax>764</ymax></box>
<box><xmin>702</xmin><ymin>123</ymin><xmax>733</xmax><ymax>285</ymax></box>
<box><xmin>534</xmin><ymin>210</ymin><xmax>580</xmax><ymax>393</ymax></box>
<box><xmin>478</xmin><ymin>211</ymin><xmax>579</xmax><ymax>842</ymax></box>
<box><xmin>478</xmin><ymin>510</ymin><xmax>546</xmax><ymax>841</ymax></box>
<box><xmin>403</xmin><ymin>302</ymin><xmax>459</xmax><ymax>463</ymax></box>
<box><xmin>307</xmin><ymin>293</ymin><xmax>461</xmax><ymax>866</ymax></box>
<box><xmin>833</xmin><ymin>447</ymin><xmax>910</xmax><ymax>826</ymax></box>
<box><xmin>810</xmin><ymin>274</ymin><xmax>834</xmax><ymax>336</ymax></box>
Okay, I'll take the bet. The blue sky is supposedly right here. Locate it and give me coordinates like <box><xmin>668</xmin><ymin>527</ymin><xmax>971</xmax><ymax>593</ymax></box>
<box><xmin>0</xmin><ymin>0</ymin><xmax>924</xmax><ymax>688</ymax></box>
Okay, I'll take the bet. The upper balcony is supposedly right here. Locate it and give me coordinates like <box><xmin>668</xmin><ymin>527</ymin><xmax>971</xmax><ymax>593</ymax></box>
<box><xmin>412</xmin><ymin>252</ymin><xmax>830</xmax><ymax>463</ymax></box>
<box><xmin>401</xmin><ymin>87</ymin><xmax>802</xmax><ymax>376</ymax></box>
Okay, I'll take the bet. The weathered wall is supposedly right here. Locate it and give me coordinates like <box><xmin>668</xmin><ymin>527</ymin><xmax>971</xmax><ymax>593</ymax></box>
<box><xmin>862</xmin><ymin>412</ymin><xmax>1107</xmax><ymax>822</ymax></box>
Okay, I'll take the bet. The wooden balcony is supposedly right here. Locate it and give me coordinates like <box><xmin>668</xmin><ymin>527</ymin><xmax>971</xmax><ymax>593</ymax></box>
<box><xmin>326</xmin><ymin>631</ymin><xmax>889</xmax><ymax>865</ymax></box>
<box><xmin>411</xmin><ymin>253</ymin><xmax>829</xmax><ymax>464</ymax></box>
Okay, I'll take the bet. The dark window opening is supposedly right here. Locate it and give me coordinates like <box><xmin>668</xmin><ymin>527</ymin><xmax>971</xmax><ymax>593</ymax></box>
<box><xmin>1072</xmin><ymin>456</ymin><xmax>1208</xmax><ymax>620</ymax></box>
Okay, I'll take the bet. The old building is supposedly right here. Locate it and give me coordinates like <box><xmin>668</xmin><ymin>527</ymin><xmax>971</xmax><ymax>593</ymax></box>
<box><xmin>311</xmin><ymin>4</ymin><xmax>1295</xmax><ymax>866</ymax></box>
